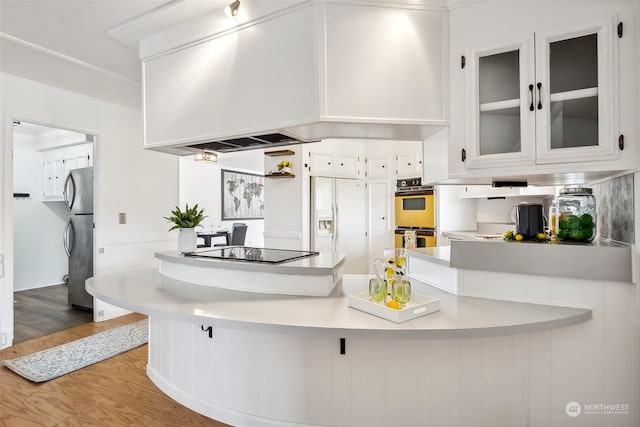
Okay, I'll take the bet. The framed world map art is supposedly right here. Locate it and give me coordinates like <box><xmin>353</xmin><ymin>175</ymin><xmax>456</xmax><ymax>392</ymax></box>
<box><xmin>221</xmin><ymin>169</ymin><xmax>265</xmax><ymax>220</ymax></box>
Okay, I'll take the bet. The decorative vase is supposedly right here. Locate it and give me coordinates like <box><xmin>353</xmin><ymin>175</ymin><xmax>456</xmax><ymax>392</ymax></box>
<box><xmin>178</xmin><ymin>227</ymin><xmax>197</xmax><ymax>254</ymax></box>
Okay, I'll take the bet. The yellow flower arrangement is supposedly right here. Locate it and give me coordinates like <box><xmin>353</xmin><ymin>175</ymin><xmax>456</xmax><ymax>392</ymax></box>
<box><xmin>277</xmin><ymin>160</ymin><xmax>291</xmax><ymax>171</ymax></box>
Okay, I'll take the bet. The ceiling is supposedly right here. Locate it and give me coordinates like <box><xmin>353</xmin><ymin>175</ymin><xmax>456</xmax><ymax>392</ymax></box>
<box><xmin>0</xmin><ymin>0</ymin><xmax>451</xmax><ymax>110</ymax></box>
<box><xmin>0</xmin><ymin>0</ymin><xmax>229</xmax><ymax>108</ymax></box>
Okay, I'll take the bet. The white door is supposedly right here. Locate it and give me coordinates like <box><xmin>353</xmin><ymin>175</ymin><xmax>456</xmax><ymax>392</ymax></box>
<box><xmin>335</xmin><ymin>179</ymin><xmax>367</xmax><ymax>273</ymax></box>
<box><xmin>367</xmin><ymin>181</ymin><xmax>391</xmax><ymax>273</ymax></box>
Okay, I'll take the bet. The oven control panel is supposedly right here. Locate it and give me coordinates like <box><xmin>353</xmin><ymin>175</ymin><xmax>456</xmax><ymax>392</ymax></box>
<box><xmin>396</xmin><ymin>177</ymin><xmax>422</xmax><ymax>189</ymax></box>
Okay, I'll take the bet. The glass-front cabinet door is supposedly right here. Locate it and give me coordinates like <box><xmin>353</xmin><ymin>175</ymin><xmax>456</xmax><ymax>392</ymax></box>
<box><xmin>465</xmin><ymin>37</ymin><xmax>536</xmax><ymax>169</ymax></box>
<box><xmin>535</xmin><ymin>17</ymin><xmax>618</xmax><ymax>163</ymax></box>
<box><xmin>464</xmin><ymin>18</ymin><xmax>618</xmax><ymax>170</ymax></box>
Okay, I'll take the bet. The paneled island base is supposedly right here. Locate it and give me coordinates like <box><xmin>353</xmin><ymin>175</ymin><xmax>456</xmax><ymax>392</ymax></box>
<box><xmin>86</xmin><ymin>267</ymin><xmax>602</xmax><ymax>427</ymax></box>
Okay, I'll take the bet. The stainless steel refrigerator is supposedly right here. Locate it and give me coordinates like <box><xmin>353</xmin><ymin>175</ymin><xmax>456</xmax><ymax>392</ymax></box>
<box><xmin>63</xmin><ymin>167</ymin><xmax>94</xmax><ymax>311</ymax></box>
<box><xmin>311</xmin><ymin>177</ymin><xmax>367</xmax><ymax>273</ymax></box>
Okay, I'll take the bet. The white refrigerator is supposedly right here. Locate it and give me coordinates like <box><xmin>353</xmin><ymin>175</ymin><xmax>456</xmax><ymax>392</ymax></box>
<box><xmin>311</xmin><ymin>177</ymin><xmax>367</xmax><ymax>274</ymax></box>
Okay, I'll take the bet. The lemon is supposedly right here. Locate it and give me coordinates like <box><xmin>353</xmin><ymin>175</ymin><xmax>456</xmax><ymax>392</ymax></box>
<box><xmin>385</xmin><ymin>267</ymin><xmax>394</xmax><ymax>278</ymax></box>
<box><xmin>515</xmin><ymin>234</ymin><xmax>524</xmax><ymax>241</ymax></box>
<box><xmin>397</xmin><ymin>257</ymin><xmax>405</xmax><ymax>267</ymax></box>
<box><xmin>537</xmin><ymin>232</ymin><xmax>547</xmax><ymax>240</ymax></box>
<box><xmin>386</xmin><ymin>300</ymin><xmax>400</xmax><ymax>310</ymax></box>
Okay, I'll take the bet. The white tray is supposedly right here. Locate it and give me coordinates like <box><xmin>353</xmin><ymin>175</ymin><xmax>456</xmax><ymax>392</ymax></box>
<box><xmin>347</xmin><ymin>292</ymin><xmax>441</xmax><ymax>323</ymax></box>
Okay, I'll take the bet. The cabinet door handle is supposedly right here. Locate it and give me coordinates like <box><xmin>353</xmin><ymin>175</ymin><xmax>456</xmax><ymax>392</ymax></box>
<box><xmin>528</xmin><ymin>84</ymin><xmax>534</xmax><ymax>111</ymax></box>
<box><xmin>537</xmin><ymin>82</ymin><xmax>542</xmax><ymax>110</ymax></box>
<box><xmin>201</xmin><ymin>325</ymin><xmax>213</xmax><ymax>339</ymax></box>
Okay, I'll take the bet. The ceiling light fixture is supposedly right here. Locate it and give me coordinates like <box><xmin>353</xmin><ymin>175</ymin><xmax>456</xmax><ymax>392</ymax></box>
<box><xmin>194</xmin><ymin>151</ymin><xmax>218</xmax><ymax>163</ymax></box>
<box><xmin>224</xmin><ymin>0</ymin><xmax>240</xmax><ymax>18</ymax></box>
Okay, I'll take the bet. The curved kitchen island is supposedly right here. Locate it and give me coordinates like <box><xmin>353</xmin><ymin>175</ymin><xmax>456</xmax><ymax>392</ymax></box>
<box><xmin>86</xmin><ymin>250</ymin><xmax>593</xmax><ymax>427</ymax></box>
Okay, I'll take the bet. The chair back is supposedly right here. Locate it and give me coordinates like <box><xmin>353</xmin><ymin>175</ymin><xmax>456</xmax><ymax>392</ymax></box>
<box><xmin>229</xmin><ymin>223</ymin><xmax>248</xmax><ymax>246</ymax></box>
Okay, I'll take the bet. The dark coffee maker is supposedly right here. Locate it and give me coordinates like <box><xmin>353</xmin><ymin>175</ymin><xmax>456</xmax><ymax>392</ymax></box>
<box><xmin>515</xmin><ymin>203</ymin><xmax>544</xmax><ymax>239</ymax></box>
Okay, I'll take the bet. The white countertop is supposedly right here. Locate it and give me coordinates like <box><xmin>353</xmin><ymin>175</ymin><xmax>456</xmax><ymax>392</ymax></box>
<box><xmin>156</xmin><ymin>250</ymin><xmax>345</xmax><ymax>275</ymax></box>
<box><xmin>450</xmin><ymin>239</ymin><xmax>632</xmax><ymax>282</ymax></box>
<box><xmin>407</xmin><ymin>246</ymin><xmax>451</xmax><ymax>266</ymax></box>
<box><xmin>87</xmin><ymin>270</ymin><xmax>591</xmax><ymax>339</ymax></box>
<box><xmin>414</xmin><ymin>235</ymin><xmax>633</xmax><ymax>283</ymax></box>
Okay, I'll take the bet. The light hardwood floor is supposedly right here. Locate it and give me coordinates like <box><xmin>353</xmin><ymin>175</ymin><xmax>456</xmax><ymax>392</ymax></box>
<box><xmin>0</xmin><ymin>313</ymin><xmax>229</xmax><ymax>427</ymax></box>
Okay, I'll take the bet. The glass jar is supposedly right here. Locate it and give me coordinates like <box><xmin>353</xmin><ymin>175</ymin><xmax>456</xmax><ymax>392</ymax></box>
<box><xmin>556</xmin><ymin>185</ymin><xmax>596</xmax><ymax>242</ymax></box>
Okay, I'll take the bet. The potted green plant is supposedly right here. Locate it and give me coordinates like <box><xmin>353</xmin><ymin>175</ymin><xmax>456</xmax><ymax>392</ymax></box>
<box><xmin>164</xmin><ymin>204</ymin><xmax>206</xmax><ymax>254</ymax></box>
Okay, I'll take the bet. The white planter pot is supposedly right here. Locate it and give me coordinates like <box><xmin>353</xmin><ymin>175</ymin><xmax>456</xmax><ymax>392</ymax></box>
<box><xmin>178</xmin><ymin>228</ymin><xmax>197</xmax><ymax>254</ymax></box>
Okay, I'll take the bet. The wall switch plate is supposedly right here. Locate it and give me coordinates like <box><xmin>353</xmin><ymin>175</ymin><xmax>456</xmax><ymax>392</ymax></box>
<box><xmin>118</xmin><ymin>212</ymin><xmax>126</xmax><ymax>224</ymax></box>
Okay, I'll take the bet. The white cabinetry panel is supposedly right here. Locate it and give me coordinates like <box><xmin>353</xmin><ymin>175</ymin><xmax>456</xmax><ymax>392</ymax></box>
<box><xmin>309</xmin><ymin>152</ymin><xmax>360</xmax><ymax>178</ymax></box>
<box><xmin>143</xmin><ymin>6</ymin><xmax>318</xmax><ymax>147</ymax></box>
<box><xmin>309</xmin><ymin>152</ymin><xmax>334</xmax><ymax>176</ymax></box>
<box><xmin>42</xmin><ymin>143</ymin><xmax>92</xmax><ymax>200</ymax></box>
<box><xmin>323</xmin><ymin>3</ymin><xmax>445</xmax><ymax>122</ymax></box>
<box><xmin>333</xmin><ymin>155</ymin><xmax>359</xmax><ymax>178</ymax></box>
<box><xmin>396</xmin><ymin>152</ymin><xmax>422</xmax><ymax>177</ymax></box>
<box><xmin>142</xmin><ymin>3</ymin><xmax>446</xmax><ymax>151</ymax></box>
<box><xmin>366</xmin><ymin>156</ymin><xmax>390</xmax><ymax>178</ymax></box>
<box><xmin>43</xmin><ymin>159</ymin><xmax>63</xmax><ymax>199</ymax></box>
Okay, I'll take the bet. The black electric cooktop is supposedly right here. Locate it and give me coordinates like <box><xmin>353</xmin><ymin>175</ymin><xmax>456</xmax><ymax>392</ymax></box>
<box><xmin>185</xmin><ymin>246</ymin><xmax>319</xmax><ymax>264</ymax></box>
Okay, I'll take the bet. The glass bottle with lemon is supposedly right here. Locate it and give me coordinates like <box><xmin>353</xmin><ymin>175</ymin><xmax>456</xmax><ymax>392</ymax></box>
<box><xmin>381</xmin><ymin>248</ymin><xmax>411</xmax><ymax>309</ymax></box>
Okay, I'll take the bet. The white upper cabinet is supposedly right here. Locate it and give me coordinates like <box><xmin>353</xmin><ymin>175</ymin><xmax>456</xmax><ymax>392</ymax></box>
<box><xmin>465</xmin><ymin>36</ymin><xmax>536</xmax><ymax>169</ymax></box>
<box><xmin>142</xmin><ymin>2</ymin><xmax>446</xmax><ymax>152</ymax></box>
<box><xmin>465</xmin><ymin>18</ymin><xmax>617</xmax><ymax>169</ymax></box>
<box><xmin>366</xmin><ymin>157</ymin><xmax>391</xmax><ymax>178</ymax></box>
<box><xmin>534</xmin><ymin>20</ymin><xmax>617</xmax><ymax>164</ymax></box>
<box><xmin>396</xmin><ymin>153</ymin><xmax>423</xmax><ymax>178</ymax></box>
<box><xmin>448</xmin><ymin>0</ymin><xmax>638</xmax><ymax>183</ymax></box>
<box><xmin>41</xmin><ymin>143</ymin><xmax>93</xmax><ymax>200</ymax></box>
<box><xmin>309</xmin><ymin>152</ymin><xmax>361</xmax><ymax>178</ymax></box>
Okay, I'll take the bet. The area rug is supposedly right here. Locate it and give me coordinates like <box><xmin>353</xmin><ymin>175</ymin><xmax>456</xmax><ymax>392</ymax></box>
<box><xmin>3</xmin><ymin>319</ymin><xmax>148</xmax><ymax>383</ymax></box>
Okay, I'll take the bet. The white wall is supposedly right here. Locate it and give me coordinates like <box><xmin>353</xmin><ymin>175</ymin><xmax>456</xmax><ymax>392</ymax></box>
<box><xmin>179</xmin><ymin>150</ymin><xmax>265</xmax><ymax>247</ymax></box>
<box><xmin>476</xmin><ymin>196</ymin><xmax>547</xmax><ymax>224</ymax></box>
<box><xmin>93</xmin><ymin>101</ymin><xmax>179</xmax><ymax>278</ymax></box>
<box><xmin>0</xmin><ymin>73</ymin><xmax>179</xmax><ymax>347</ymax></box>
<box><xmin>436</xmin><ymin>185</ymin><xmax>477</xmax><ymax>234</ymax></box>
<box><xmin>12</xmin><ymin>133</ymin><xmax>68</xmax><ymax>291</ymax></box>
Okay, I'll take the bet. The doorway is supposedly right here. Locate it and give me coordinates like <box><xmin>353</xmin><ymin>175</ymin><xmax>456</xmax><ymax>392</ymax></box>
<box><xmin>12</xmin><ymin>121</ymin><xmax>95</xmax><ymax>343</ymax></box>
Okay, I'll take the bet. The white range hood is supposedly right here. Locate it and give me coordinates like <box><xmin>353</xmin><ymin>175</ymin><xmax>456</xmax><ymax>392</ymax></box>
<box><xmin>141</xmin><ymin>1</ymin><xmax>448</xmax><ymax>155</ymax></box>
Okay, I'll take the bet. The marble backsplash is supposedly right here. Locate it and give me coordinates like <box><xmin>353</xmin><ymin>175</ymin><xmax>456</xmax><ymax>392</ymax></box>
<box><xmin>591</xmin><ymin>173</ymin><xmax>634</xmax><ymax>244</ymax></box>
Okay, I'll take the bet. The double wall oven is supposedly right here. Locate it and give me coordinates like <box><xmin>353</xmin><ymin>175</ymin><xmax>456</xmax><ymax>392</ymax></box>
<box><xmin>394</xmin><ymin>178</ymin><xmax>436</xmax><ymax>248</ymax></box>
